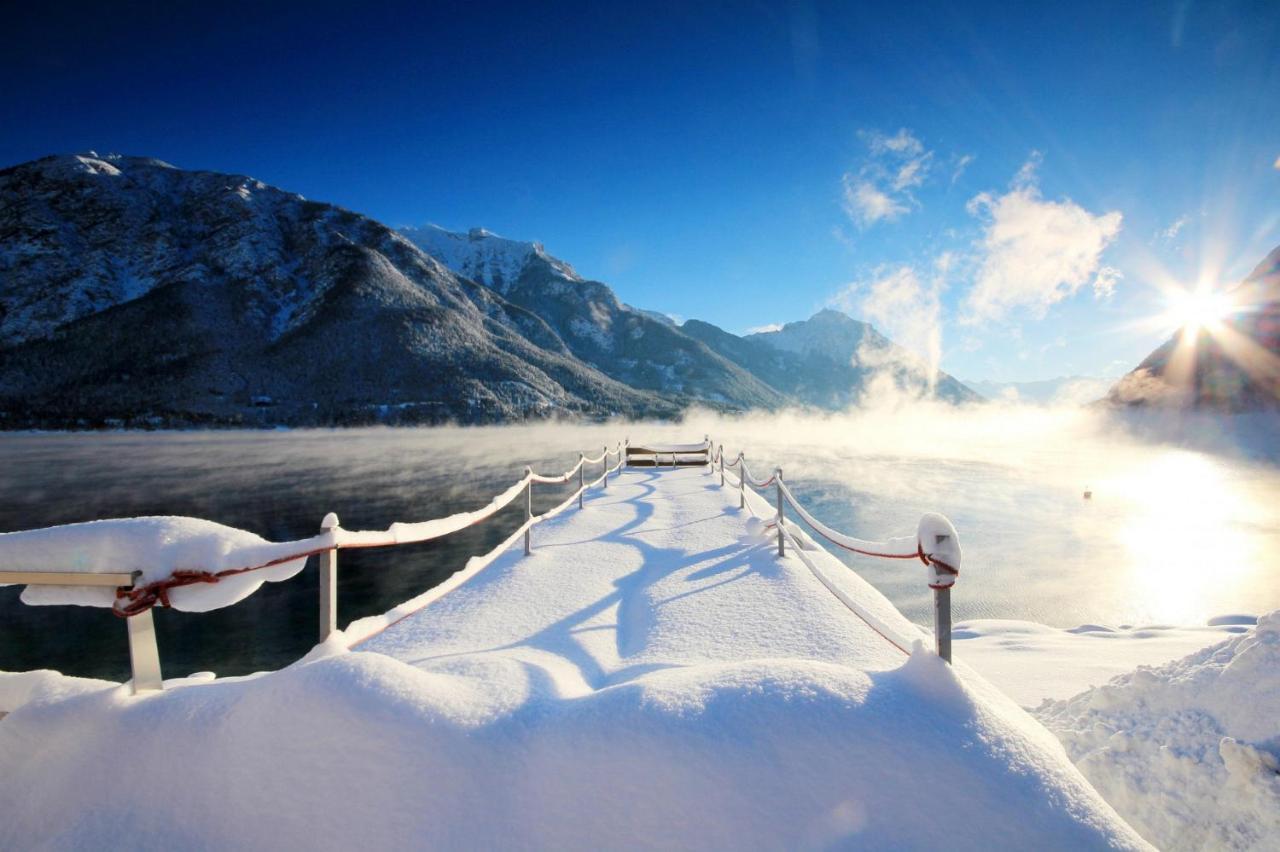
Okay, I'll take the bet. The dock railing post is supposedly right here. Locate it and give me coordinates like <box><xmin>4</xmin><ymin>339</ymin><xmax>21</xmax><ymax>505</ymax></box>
<box><xmin>775</xmin><ymin>468</ymin><xmax>785</xmax><ymax>557</ymax></box>
<box><xmin>125</xmin><ymin>607</ymin><xmax>163</xmax><ymax>694</ymax></box>
<box><xmin>602</xmin><ymin>446</ymin><xmax>609</xmax><ymax>489</ymax></box>
<box><xmin>719</xmin><ymin>444</ymin><xmax>725</xmax><ymax>486</ymax></box>
<box><xmin>934</xmin><ymin>586</ymin><xmax>952</xmax><ymax>663</ymax></box>
<box><xmin>524</xmin><ymin>467</ymin><xmax>533</xmax><ymax>555</ymax></box>
<box><xmin>738</xmin><ymin>453</ymin><xmax>745</xmax><ymax>508</ymax></box>
<box><xmin>319</xmin><ymin>512</ymin><xmax>339</xmax><ymax>643</ymax></box>
<box><xmin>578</xmin><ymin>453</ymin><xmax>585</xmax><ymax>509</ymax></box>
<box><xmin>920</xmin><ymin>514</ymin><xmax>961</xmax><ymax>664</ymax></box>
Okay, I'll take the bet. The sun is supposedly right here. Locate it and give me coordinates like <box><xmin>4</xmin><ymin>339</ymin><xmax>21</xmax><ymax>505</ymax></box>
<box><xmin>1163</xmin><ymin>285</ymin><xmax>1234</xmax><ymax>333</ymax></box>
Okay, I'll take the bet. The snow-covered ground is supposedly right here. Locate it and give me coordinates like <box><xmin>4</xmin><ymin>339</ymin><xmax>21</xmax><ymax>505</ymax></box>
<box><xmin>952</xmin><ymin>614</ymin><xmax>1280</xmax><ymax>851</ymax></box>
<box><xmin>1038</xmin><ymin>613</ymin><xmax>1280</xmax><ymax>851</ymax></box>
<box><xmin>0</xmin><ymin>467</ymin><xmax>1146</xmax><ymax>850</ymax></box>
<box><xmin>953</xmin><ymin>617</ymin><xmax>1255</xmax><ymax>707</ymax></box>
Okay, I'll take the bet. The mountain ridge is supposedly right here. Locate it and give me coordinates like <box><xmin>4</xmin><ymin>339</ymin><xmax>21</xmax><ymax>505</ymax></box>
<box><xmin>1</xmin><ymin>152</ymin><xmax>978</xmax><ymax>427</ymax></box>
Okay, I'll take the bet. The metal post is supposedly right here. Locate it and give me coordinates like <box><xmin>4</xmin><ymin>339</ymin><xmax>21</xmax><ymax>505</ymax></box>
<box><xmin>738</xmin><ymin>453</ymin><xmax>745</xmax><ymax>508</ymax></box>
<box><xmin>776</xmin><ymin>468</ymin><xmax>785</xmax><ymax>557</ymax></box>
<box><xmin>934</xmin><ymin>586</ymin><xmax>952</xmax><ymax>663</ymax></box>
<box><xmin>524</xmin><ymin>467</ymin><xmax>533</xmax><ymax>555</ymax></box>
<box><xmin>319</xmin><ymin>512</ymin><xmax>339</xmax><ymax>642</ymax></box>
<box><xmin>602</xmin><ymin>446</ymin><xmax>609</xmax><ymax>488</ymax></box>
<box><xmin>126</xmin><ymin>609</ymin><xmax>163</xmax><ymax>694</ymax></box>
<box><xmin>578</xmin><ymin>453</ymin><xmax>585</xmax><ymax>509</ymax></box>
<box><xmin>719</xmin><ymin>444</ymin><xmax>724</xmax><ymax>486</ymax></box>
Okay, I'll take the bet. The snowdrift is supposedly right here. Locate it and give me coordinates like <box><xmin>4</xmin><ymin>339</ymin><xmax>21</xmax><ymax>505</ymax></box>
<box><xmin>1038</xmin><ymin>611</ymin><xmax>1280</xmax><ymax>851</ymax></box>
<box><xmin>0</xmin><ymin>646</ymin><xmax>1148</xmax><ymax>850</ymax></box>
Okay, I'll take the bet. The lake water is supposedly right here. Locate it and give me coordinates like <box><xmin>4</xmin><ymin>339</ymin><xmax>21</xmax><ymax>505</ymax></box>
<box><xmin>3</xmin><ymin>408</ymin><xmax>1278</xmax><ymax>681</ymax></box>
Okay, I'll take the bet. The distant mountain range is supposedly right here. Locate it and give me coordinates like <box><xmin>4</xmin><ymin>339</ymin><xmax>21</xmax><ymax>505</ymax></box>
<box><xmin>0</xmin><ymin>154</ymin><xmax>976</xmax><ymax>428</ymax></box>
<box><xmin>1106</xmin><ymin>245</ymin><xmax>1280</xmax><ymax>411</ymax></box>
<box><xmin>964</xmin><ymin>376</ymin><xmax>1114</xmax><ymax>406</ymax></box>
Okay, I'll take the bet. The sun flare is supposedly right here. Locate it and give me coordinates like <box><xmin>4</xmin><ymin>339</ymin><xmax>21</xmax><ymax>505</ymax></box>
<box><xmin>1163</xmin><ymin>286</ymin><xmax>1234</xmax><ymax>332</ymax></box>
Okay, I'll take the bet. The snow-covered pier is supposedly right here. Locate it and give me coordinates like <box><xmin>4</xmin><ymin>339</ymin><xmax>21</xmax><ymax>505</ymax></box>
<box><xmin>0</xmin><ymin>441</ymin><xmax>1150</xmax><ymax>849</ymax></box>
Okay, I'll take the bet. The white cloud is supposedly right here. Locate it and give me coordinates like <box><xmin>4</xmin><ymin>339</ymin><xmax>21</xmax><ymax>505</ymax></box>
<box><xmin>841</xmin><ymin>128</ymin><xmax>934</xmax><ymax>227</ymax></box>
<box><xmin>950</xmin><ymin>153</ymin><xmax>975</xmax><ymax>184</ymax></box>
<box><xmin>1092</xmin><ymin>266</ymin><xmax>1121</xmax><ymax>300</ymax></box>
<box><xmin>1155</xmin><ymin>215</ymin><xmax>1188</xmax><ymax>242</ymax></box>
<box><xmin>962</xmin><ymin>157</ymin><xmax>1123</xmax><ymax>323</ymax></box>
<box><xmin>843</xmin><ymin>179</ymin><xmax>908</xmax><ymax>225</ymax></box>
<box><xmin>830</xmin><ymin>264</ymin><xmax>943</xmax><ymax>389</ymax></box>
<box><xmin>744</xmin><ymin>323</ymin><xmax>783</xmax><ymax>335</ymax></box>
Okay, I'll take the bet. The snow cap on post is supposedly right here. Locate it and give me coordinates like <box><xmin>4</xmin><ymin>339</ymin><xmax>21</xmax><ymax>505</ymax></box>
<box><xmin>321</xmin><ymin>512</ymin><xmax>340</xmax><ymax>531</ymax></box>
<box><xmin>917</xmin><ymin>512</ymin><xmax>960</xmax><ymax>588</ymax></box>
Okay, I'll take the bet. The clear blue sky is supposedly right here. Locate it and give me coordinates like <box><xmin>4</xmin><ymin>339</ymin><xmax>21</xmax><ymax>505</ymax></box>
<box><xmin>3</xmin><ymin>1</ymin><xmax>1277</xmax><ymax>382</ymax></box>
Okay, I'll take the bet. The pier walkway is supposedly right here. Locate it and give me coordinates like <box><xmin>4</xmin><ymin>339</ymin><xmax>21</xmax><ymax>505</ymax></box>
<box><xmin>357</xmin><ymin>465</ymin><xmax>915</xmax><ymax>694</ymax></box>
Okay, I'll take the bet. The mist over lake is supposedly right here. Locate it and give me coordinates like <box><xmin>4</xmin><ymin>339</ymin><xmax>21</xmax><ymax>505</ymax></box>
<box><xmin>4</xmin><ymin>404</ymin><xmax>1277</xmax><ymax>680</ymax></box>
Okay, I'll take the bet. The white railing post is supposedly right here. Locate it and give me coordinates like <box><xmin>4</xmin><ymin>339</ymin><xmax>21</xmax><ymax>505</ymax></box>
<box><xmin>919</xmin><ymin>513</ymin><xmax>961</xmax><ymax>664</ymax></box>
<box><xmin>719</xmin><ymin>444</ymin><xmax>725</xmax><ymax>486</ymax></box>
<box><xmin>524</xmin><ymin>467</ymin><xmax>533</xmax><ymax>555</ymax></box>
<box><xmin>126</xmin><ymin>608</ymin><xmax>163</xmax><ymax>694</ymax></box>
<box><xmin>319</xmin><ymin>512</ymin><xmax>339</xmax><ymax>642</ymax></box>
<box><xmin>603</xmin><ymin>446</ymin><xmax>609</xmax><ymax>488</ymax></box>
<box><xmin>578</xmin><ymin>453</ymin><xmax>585</xmax><ymax>509</ymax></box>
<box><xmin>934</xmin><ymin>586</ymin><xmax>952</xmax><ymax>663</ymax></box>
<box><xmin>776</xmin><ymin>468</ymin><xmax>785</xmax><ymax>557</ymax></box>
<box><xmin>738</xmin><ymin>453</ymin><xmax>745</xmax><ymax>508</ymax></box>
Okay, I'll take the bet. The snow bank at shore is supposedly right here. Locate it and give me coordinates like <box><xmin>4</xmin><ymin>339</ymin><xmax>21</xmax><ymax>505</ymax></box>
<box><xmin>0</xmin><ymin>643</ymin><xmax>1147</xmax><ymax>851</ymax></box>
<box><xmin>1037</xmin><ymin>611</ymin><xmax>1280</xmax><ymax>851</ymax></box>
<box><xmin>954</xmin><ymin>617</ymin><xmax>1255</xmax><ymax>706</ymax></box>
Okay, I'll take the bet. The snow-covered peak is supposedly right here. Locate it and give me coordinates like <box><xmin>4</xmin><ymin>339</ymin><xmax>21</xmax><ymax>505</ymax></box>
<box><xmin>747</xmin><ymin>308</ymin><xmax>879</xmax><ymax>363</ymax></box>
<box><xmin>400</xmin><ymin>224</ymin><xmax>579</xmax><ymax>293</ymax></box>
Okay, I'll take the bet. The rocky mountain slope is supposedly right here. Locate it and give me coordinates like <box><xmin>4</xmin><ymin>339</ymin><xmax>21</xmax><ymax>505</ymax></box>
<box><xmin>404</xmin><ymin>228</ymin><xmax>977</xmax><ymax>409</ymax></box>
<box><xmin>0</xmin><ymin>154</ymin><xmax>677</xmax><ymax>427</ymax></box>
<box><xmin>680</xmin><ymin>310</ymin><xmax>977</xmax><ymax>407</ymax></box>
<box><xmin>0</xmin><ymin>153</ymin><xmax>978</xmax><ymax>428</ymax></box>
<box><xmin>400</xmin><ymin>225</ymin><xmax>787</xmax><ymax>409</ymax></box>
<box><xmin>1107</xmin><ymin>245</ymin><xmax>1280</xmax><ymax>411</ymax></box>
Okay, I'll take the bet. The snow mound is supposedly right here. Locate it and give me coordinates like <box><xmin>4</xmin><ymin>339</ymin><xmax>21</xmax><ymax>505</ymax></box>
<box><xmin>0</xmin><ymin>517</ymin><xmax>309</xmax><ymax>611</ymax></box>
<box><xmin>0</xmin><ymin>646</ymin><xmax>1148</xmax><ymax>850</ymax></box>
<box><xmin>1036</xmin><ymin>610</ymin><xmax>1280</xmax><ymax>851</ymax></box>
<box><xmin>954</xmin><ymin>618</ymin><xmax>1250</xmax><ymax>706</ymax></box>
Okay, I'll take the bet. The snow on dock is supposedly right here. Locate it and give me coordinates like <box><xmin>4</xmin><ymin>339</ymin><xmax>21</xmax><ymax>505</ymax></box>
<box><xmin>0</xmin><ymin>465</ymin><xmax>1149</xmax><ymax>850</ymax></box>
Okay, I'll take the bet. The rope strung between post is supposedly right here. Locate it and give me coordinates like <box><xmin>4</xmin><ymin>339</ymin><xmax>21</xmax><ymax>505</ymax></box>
<box><xmin>110</xmin><ymin>442</ymin><xmax>626</xmax><ymax>618</ymax></box>
<box><xmin>778</xmin><ymin>481</ymin><xmax>923</xmax><ymax>563</ymax></box>
<box><xmin>776</xmin><ymin>522</ymin><xmax>914</xmax><ymax>656</ymax></box>
<box><xmin>739</xmin><ymin>457</ymin><xmax>776</xmax><ymax>489</ymax></box>
<box><xmin>720</xmin><ymin>447</ymin><xmax>962</xmax><ymax>659</ymax></box>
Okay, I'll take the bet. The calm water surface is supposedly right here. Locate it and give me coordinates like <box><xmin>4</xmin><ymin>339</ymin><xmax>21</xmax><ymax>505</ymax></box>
<box><xmin>2</xmin><ymin>414</ymin><xmax>1277</xmax><ymax>680</ymax></box>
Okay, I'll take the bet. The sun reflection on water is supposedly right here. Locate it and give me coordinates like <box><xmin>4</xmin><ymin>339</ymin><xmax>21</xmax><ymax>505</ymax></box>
<box><xmin>1108</xmin><ymin>450</ymin><xmax>1262</xmax><ymax>624</ymax></box>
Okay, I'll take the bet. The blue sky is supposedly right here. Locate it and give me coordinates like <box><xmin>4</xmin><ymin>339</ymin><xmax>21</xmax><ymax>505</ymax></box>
<box><xmin>3</xmin><ymin>1</ymin><xmax>1277</xmax><ymax>382</ymax></box>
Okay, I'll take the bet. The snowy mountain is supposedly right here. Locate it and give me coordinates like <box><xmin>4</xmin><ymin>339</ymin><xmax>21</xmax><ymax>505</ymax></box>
<box><xmin>0</xmin><ymin>153</ymin><xmax>979</xmax><ymax>428</ymax></box>
<box><xmin>398</xmin><ymin>225</ymin><xmax>579</xmax><ymax>294</ymax></box>
<box><xmin>685</xmin><ymin>310</ymin><xmax>979</xmax><ymax>407</ymax></box>
<box><xmin>405</xmin><ymin>231</ymin><xmax>977</xmax><ymax>410</ymax></box>
<box><xmin>0</xmin><ymin>154</ymin><xmax>677</xmax><ymax>427</ymax></box>
<box><xmin>399</xmin><ymin>225</ymin><xmax>787</xmax><ymax>409</ymax></box>
<box><xmin>1107</xmin><ymin>245</ymin><xmax>1280</xmax><ymax>411</ymax></box>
